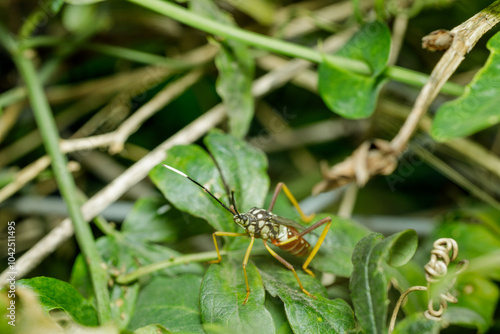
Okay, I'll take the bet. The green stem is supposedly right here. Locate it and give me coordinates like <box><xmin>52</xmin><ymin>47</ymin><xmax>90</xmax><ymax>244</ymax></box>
<box><xmin>75</xmin><ymin>189</ymin><xmax>120</xmax><ymax>238</ymax></box>
<box><xmin>115</xmin><ymin>246</ymin><xmax>269</xmax><ymax>285</ymax></box>
<box><xmin>93</xmin><ymin>215</ymin><xmax>121</xmax><ymax>238</ymax></box>
<box><xmin>7</xmin><ymin>37</ymin><xmax>112</xmax><ymax>324</ymax></box>
<box><xmin>115</xmin><ymin>250</ymin><xmax>224</xmax><ymax>285</ymax></box>
<box><xmin>127</xmin><ymin>0</ymin><xmax>365</xmax><ymax>71</ymax></box>
<box><xmin>126</xmin><ymin>0</ymin><xmax>464</xmax><ymax>96</ymax></box>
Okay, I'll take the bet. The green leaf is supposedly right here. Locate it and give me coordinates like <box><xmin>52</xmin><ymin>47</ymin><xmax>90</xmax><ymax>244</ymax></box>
<box><xmin>260</xmin><ymin>264</ymin><xmax>355</xmax><ymax>334</ymax></box>
<box><xmin>392</xmin><ymin>313</ymin><xmax>440</xmax><ymax>334</ymax></box>
<box><xmin>338</xmin><ymin>21</ymin><xmax>391</xmax><ymax>76</ymax></box>
<box><xmin>16</xmin><ymin>277</ymin><xmax>98</xmax><ymax>327</ymax></box>
<box><xmin>319</xmin><ymin>68</ymin><xmax>386</xmax><ymax>119</ymax></box>
<box><xmin>101</xmin><ymin>235</ymin><xmax>204</xmax><ymax>277</ymax></box>
<box><xmin>70</xmin><ymin>253</ymin><xmax>94</xmax><ymax>299</ymax></box>
<box><xmin>305</xmin><ymin>215</ymin><xmax>370</xmax><ymax>277</ymax></box>
<box><xmin>350</xmin><ymin>230</ymin><xmax>418</xmax><ymax>334</ymax></box>
<box><xmin>134</xmin><ymin>324</ymin><xmax>169</xmax><ymax>334</ymax></box>
<box><xmin>318</xmin><ymin>21</ymin><xmax>390</xmax><ymax>119</ymax></box>
<box><xmin>121</xmin><ymin>196</ymin><xmax>210</xmax><ymax>243</ymax></box>
<box><xmin>106</xmin><ymin>236</ymin><xmax>203</xmax><ymax>327</ymax></box>
<box><xmin>383</xmin><ymin>229</ymin><xmax>418</xmax><ymax>267</ymax></box>
<box><xmin>264</xmin><ymin>296</ymin><xmax>293</xmax><ymax>334</ymax></box>
<box><xmin>150</xmin><ymin>132</ymin><xmax>269</xmax><ymax>235</ymax></box>
<box><xmin>445</xmin><ymin>308</ymin><xmax>489</xmax><ymax>333</ymax></box>
<box><xmin>259</xmin><ymin>261</ymin><xmax>326</xmax><ymax>298</ymax></box>
<box><xmin>387</xmin><ymin>261</ymin><xmax>427</xmax><ymax>315</ymax></box>
<box><xmin>71</xmin><ymin>235</ymin><xmax>204</xmax><ymax>328</ymax></box>
<box><xmin>121</xmin><ymin>196</ymin><xmax>179</xmax><ymax>242</ymax></box>
<box><xmin>191</xmin><ymin>1</ymin><xmax>255</xmax><ymax>138</ymax></box>
<box><xmin>431</xmin><ymin>30</ymin><xmax>500</xmax><ymax>141</ymax></box>
<box><xmin>151</xmin><ymin>144</ymin><xmax>235</xmax><ymax>233</ymax></box>
<box><xmin>350</xmin><ymin>233</ymin><xmax>386</xmax><ymax>334</ymax></box>
<box><xmin>445</xmin><ymin>273</ymin><xmax>500</xmax><ymax>333</ymax></box>
<box><xmin>65</xmin><ymin>0</ymin><xmax>106</xmax><ymax>4</ymax></box>
<box><xmin>129</xmin><ymin>275</ymin><xmax>204</xmax><ymax>333</ymax></box>
<box><xmin>204</xmin><ymin>131</ymin><xmax>269</xmax><ymax>212</ymax></box>
<box><xmin>215</xmin><ymin>41</ymin><xmax>255</xmax><ymax>138</ymax></box>
<box><xmin>200</xmin><ymin>259</ymin><xmax>275</xmax><ymax>334</ymax></box>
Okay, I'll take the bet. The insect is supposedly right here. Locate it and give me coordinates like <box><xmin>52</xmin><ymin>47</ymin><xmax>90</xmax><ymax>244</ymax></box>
<box><xmin>163</xmin><ymin>164</ymin><xmax>332</xmax><ymax>304</ymax></box>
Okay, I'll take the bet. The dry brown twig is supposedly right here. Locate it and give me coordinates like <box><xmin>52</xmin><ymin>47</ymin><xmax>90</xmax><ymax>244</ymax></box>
<box><xmin>59</xmin><ymin>69</ymin><xmax>205</xmax><ymax>154</ymax></box>
<box><xmin>313</xmin><ymin>1</ymin><xmax>500</xmax><ymax>195</ymax></box>
<box><xmin>0</xmin><ymin>44</ymin><xmax>219</xmax><ymax>205</ymax></box>
<box><xmin>0</xmin><ymin>70</ymin><xmax>204</xmax><ymax>204</ymax></box>
<box><xmin>276</xmin><ymin>0</ymin><xmax>372</xmax><ymax>39</ymax></box>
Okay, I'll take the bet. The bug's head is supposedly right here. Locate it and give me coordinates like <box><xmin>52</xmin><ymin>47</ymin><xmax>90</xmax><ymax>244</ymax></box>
<box><xmin>233</xmin><ymin>213</ymin><xmax>249</xmax><ymax>228</ymax></box>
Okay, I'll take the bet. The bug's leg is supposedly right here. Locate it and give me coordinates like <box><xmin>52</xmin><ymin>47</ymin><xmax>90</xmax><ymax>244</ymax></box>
<box><xmin>268</xmin><ymin>182</ymin><xmax>315</xmax><ymax>223</ymax></box>
<box><xmin>263</xmin><ymin>240</ymin><xmax>316</xmax><ymax>299</ymax></box>
<box><xmin>300</xmin><ymin>217</ymin><xmax>332</xmax><ymax>277</ymax></box>
<box><xmin>242</xmin><ymin>236</ymin><xmax>255</xmax><ymax>305</ymax></box>
<box><xmin>207</xmin><ymin>231</ymin><xmax>247</xmax><ymax>264</ymax></box>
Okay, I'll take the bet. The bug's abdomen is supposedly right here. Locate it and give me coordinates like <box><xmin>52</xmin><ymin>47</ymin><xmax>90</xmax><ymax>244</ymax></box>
<box><xmin>272</xmin><ymin>227</ymin><xmax>310</xmax><ymax>257</ymax></box>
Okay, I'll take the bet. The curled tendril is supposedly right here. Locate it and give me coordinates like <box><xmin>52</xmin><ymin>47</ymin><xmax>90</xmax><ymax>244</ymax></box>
<box><xmin>388</xmin><ymin>237</ymin><xmax>468</xmax><ymax>334</ymax></box>
<box><xmin>424</xmin><ymin>238</ymin><xmax>469</xmax><ymax>320</ymax></box>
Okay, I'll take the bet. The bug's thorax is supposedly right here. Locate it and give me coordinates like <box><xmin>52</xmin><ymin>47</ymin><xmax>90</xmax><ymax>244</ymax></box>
<box><xmin>233</xmin><ymin>207</ymin><xmax>288</xmax><ymax>241</ymax></box>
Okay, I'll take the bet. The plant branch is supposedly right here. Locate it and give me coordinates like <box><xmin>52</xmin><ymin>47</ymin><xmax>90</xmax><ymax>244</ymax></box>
<box><xmin>10</xmin><ymin>41</ymin><xmax>112</xmax><ymax>323</ymax></box>
<box><xmin>108</xmin><ymin>69</ymin><xmax>204</xmax><ymax>153</ymax></box>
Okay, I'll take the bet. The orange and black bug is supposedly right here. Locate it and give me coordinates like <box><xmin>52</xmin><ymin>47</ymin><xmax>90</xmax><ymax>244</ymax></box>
<box><xmin>163</xmin><ymin>164</ymin><xmax>332</xmax><ymax>304</ymax></box>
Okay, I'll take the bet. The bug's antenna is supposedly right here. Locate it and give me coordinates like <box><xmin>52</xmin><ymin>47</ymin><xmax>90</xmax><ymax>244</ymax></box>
<box><xmin>163</xmin><ymin>164</ymin><xmax>235</xmax><ymax>215</ymax></box>
<box><xmin>210</xmin><ymin>158</ymin><xmax>242</xmax><ymax>217</ymax></box>
<box><xmin>230</xmin><ymin>190</ymin><xmax>242</xmax><ymax>218</ymax></box>
<box><xmin>211</xmin><ymin>158</ymin><xmax>234</xmax><ymax>205</ymax></box>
